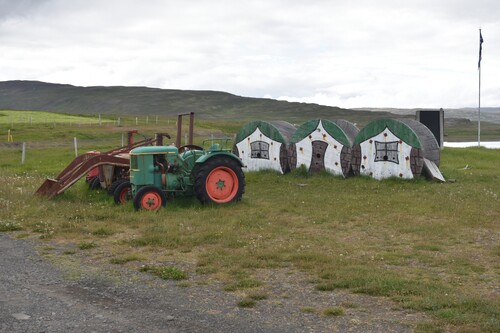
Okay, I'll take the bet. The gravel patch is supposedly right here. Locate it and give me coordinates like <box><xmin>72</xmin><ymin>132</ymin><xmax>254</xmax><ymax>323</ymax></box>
<box><xmin>0</xmin><ymin>233</ymin><xmax>429</xmax><ymax>332</ymax></box>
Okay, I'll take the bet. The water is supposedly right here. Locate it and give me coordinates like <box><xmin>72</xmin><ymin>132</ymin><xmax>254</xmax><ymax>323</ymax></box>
<box><xmin>444</xmin><ymin>141</ymin><xmax>500</xmax><ymax>149</ymax></box>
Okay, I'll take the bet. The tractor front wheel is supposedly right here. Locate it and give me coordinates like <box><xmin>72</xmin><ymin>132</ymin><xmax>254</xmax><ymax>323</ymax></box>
<box><xmin>113</xmin><ymin>181</ymin><xmax>132</xmax><ymax>204</ymax></box>
<box><xmin>194</xmin><ymin>157</ymin><xmax>245</xmax><ymax>204</ymax></box>
<box><xmin>108</xmin><ymin>178</ymin><xmax>127</xmax><ymax>196</ymax></box>
<box><xmin>89</xmin><ymin>176</ymin><xmax>101</xmax><ymax>190</ymax></box>
<box><xmin>133</xmin><ymin>186</ymin><xmax>166</xmax><ymax>211</ymax></box>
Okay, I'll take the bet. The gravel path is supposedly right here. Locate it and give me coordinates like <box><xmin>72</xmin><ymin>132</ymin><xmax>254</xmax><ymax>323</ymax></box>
<box><xmin>0</xmin><ymin>233</ymin><xmax>427</xmax><ymax>332</ymax></box>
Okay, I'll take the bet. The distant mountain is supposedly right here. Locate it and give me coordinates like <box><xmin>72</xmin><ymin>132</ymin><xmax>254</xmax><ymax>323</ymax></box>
<box><xmin>0</xmin><ymin>80</ymin><xmax>398</xmax><ymax>124</ymax></box>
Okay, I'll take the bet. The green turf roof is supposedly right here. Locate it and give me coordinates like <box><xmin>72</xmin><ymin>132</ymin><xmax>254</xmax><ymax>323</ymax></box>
<box><xmin>353</xmin><ymin>118</ymin><xmax>421</xmax><ymax>148</ymax></box>
<box><xmin>235</xmin><ymin>120</ymin><xmax>288</xmax><ymax>144</ymax></box>
<box><xmin>291</xmin><ymin>119</ymin><xmax>351</xmax><ymax>147</ymax></box>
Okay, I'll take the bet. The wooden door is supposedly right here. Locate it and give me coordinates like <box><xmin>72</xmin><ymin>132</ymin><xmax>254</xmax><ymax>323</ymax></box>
<box><xmin>310</xmin><ymin>141</ymin><xmax>327</xmax><ymax>173</ymax></box>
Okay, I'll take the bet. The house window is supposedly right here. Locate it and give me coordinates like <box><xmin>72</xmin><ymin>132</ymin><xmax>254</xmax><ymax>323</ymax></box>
<box><xmin>374</xmin><ymin>141</ymin><xmax>399</xmax><ymax>164</ymax></box>
<box><xmin>250</xmin><ymin>141</ymin><xmax>269</xmax><ymax>159</ymax></box>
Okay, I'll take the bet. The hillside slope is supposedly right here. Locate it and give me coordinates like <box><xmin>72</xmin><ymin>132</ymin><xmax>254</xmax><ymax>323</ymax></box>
<box><xmin>0</xmin><ymin>80</ymin><xmax>395</xmax><ymax>123</ymax></box>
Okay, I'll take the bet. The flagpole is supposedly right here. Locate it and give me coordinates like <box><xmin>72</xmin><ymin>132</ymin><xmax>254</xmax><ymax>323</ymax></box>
<box><xmin>478</xmin><ymin>59</ymin><xmax>481</xmax><ymax>147</ymax></box>
<box><xmin>478</xmin><ymin>28</ymin><xmax>483</xmax><ymax>147</ymax></box>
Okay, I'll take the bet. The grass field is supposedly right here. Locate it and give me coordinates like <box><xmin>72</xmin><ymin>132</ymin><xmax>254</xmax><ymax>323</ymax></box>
<box><xmin>0</xmin><ymin>110</ymin><xmax>114</xmax><ymax>125</ymax></box>
<box><xmin>0</xmin><ymin>114</ymin><xmax>499</xmax><ymax>332</ymax></box>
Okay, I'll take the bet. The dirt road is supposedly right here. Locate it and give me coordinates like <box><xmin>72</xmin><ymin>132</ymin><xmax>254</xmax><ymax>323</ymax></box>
<box><xmin>0</xmin><ymin>233</ymin><xmax>425</xmax><ymax>332</ymax></box>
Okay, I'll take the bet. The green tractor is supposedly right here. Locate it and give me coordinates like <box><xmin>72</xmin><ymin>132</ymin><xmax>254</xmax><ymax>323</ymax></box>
<box><xmin>114</xmin><ymin>140</ymin><xmax>245</xmax><ymax>211</ymax></box>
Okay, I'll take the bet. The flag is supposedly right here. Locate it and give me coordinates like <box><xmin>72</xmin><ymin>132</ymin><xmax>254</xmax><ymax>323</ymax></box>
<box><xmin>478</xmin><ymin>30</ymin><xmax>484</xmax><ymax>69</ymax></box>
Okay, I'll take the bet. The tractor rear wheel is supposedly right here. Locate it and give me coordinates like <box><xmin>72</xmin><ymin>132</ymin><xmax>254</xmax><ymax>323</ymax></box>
<box><xmin>194</xmin><ymin>156</ymin><xmax>245</xmax><ymax>204</ymax></box>
<box><xmin>113</xmin><ymin>181</ymin><xmax>132</xmax><ymax>204</ymax></box>
<box><xmin>133</xmin><ymin>186</ymin><xmax>166</xmax><ymax>211</ymax></box>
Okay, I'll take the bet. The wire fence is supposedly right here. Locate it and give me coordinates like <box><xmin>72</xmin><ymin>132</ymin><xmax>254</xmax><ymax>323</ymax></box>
<box><xmin>3</xmin><ymin>114</ymin><xmax>179</xmax><ymax>128</ymax></box>
<box><xmin>1</xmin><ymin>137</ymin><xmax>129</xmax><ymax>165</ymax></box>
<box><xmin>1</xmin><ymin>137</ymin><xmax>125</xmax><ymax>150</ymax></box>
<box><xmin>0</xmin><ymin>113</ymin><xmax>234</xmax><ymax>166</ymax></box>
<box><xmin>2</xmin><ymin>114</ymin><xmax>181</xmax><ymax>150</ymax></box>
<box><xmin>1</xmin><ymin>132</ymin><xmax>231</xmax><ymax>166</ymax></box>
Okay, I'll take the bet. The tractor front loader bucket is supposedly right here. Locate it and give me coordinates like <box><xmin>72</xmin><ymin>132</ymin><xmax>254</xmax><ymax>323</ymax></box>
<box><xmin>36</xmin><ymin>155</ymin><xmax>130</xmax><ymax>199</ymax></box>
<box><xmin>36</xmin><ymin>178</ymin><xmax>61</xmax><ymax>198</ymax></box>
<box><xmin>35</xmin><ymin>134</ymin><xmax>171</xmax><ymax>199</ymax></box>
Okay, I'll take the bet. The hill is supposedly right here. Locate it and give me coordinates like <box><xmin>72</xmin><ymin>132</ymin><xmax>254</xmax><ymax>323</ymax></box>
<box><xmin>0</xmin><ymin>80</ymin><xmax>397</xmax><ymax>124</ymax></box>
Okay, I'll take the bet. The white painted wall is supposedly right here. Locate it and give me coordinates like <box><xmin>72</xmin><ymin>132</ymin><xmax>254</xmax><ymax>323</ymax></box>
<box><xmin>294</xmin><ymin>120</ymin><xmax>344</xmax><ymax>176</ymax></box>
<box><xmin>235</xmin><ymin>127</ymin><xmax>284</xmax><ymax>173</ymax></box>
<box><xmin>359</xmin><ymin>127</ymin><xmax>414</xmax><ymax>180</ymax></box>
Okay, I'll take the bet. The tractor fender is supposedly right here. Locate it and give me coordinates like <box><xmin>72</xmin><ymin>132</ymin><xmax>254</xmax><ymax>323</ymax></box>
<box><xmin>194</xmin><ymin>152</ymin><xmax>244</xmax><ymax>167</ymax></box>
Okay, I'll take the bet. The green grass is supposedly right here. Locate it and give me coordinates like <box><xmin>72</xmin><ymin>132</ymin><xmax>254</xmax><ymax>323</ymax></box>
<box><xmin>0</xmin><ymin>119</ymin><xmax>499</xmax><ymax>332</ymax></box>
<box><xmin>237</xmin><ymin>298</ymin><xmax>256</xmax><ymax>308</ymax></box>
<box><xmin>235</xmin><ymin>290</ymin><xmax>268</xmax><ymax>308</ymax></box>
<box><xmin>139</xmin><ymin>265</ymin><xmax>188</xmax><ymax>280</ymax></box>
<box><xmin>0</xmin><ymin>220</ymin><xmax>23</xmax><ymax>231</ymax></box>
<box><xmin>0</xmin><ymin>110</ymin><xmax>112</xmax><ymax>125</ymax></box>
<box><xmin>247</xmin><ymin>292</ymin><xmax>268</xmax><ymax>301</ymax></box>
<box><xmin>110</xmin><ymin>254</ymin><xmax>143</xmax><ymax>265</ymax></box>
<box><xmin>78</xmin><ymin>241</ymin><xmax>98</xmax><ymax>250</ymax></box>
<box><xmin>322</xmin><ymin>306</ymin><xmax>345</xmax><ymax>316</ymax></box>
<box><xmin>0</xmin><ymin>114</ymin><xmax>231</xmax><ymax>153</ymax></box>
<box><xmin>414</xmin><ymin>322</ymin><xmax>444</xmax><ymax>333</ymax></box>
<box><xmin>301</xmin><ymin>306</ymin><xmax>317</xmax><ymax>313</ymax></box>
<box><xmin>224</xmin><ymin>279</ymin><xmax>263</xmax><ymax>292</ymax></box>
<box><xmin>92</xmin><ymin>227</ymin><xmax>116</xmax><ymax>237</ymax></box>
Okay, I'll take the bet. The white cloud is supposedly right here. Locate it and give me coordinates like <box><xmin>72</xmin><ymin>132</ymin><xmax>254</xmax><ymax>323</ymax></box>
<box><xmin>1</xmin><ymin>0</ymin><xmax>499</xmax><ymax>108</ymax></box>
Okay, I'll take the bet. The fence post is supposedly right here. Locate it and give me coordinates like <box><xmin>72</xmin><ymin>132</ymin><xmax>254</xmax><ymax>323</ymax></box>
<box><xmin>74</xmin><ymin>137</ymin><xmax>78</xmax><ymax>157</ymax></box>
<box><xmin>22</xmin><ymin>142</ymin><xmax>26</xmax><ymax>164</ymax></box>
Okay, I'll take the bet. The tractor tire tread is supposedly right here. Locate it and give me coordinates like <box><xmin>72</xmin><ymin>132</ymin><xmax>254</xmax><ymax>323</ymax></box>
<box><xmin>113</xmin><ymin>181</ymin><xmax>132</xmax><ymax>204</ymax></box>
<box><xmin>194</xmin><ymin>156</ymin><xmax>245</xmax><ymax>205</ymax></box>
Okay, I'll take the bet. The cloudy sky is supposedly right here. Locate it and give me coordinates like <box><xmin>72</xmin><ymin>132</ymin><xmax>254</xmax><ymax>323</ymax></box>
<box><xmin>1</xmin><ymin>0</ymin><xmax>499</xmax><ymax>108</ymax></box>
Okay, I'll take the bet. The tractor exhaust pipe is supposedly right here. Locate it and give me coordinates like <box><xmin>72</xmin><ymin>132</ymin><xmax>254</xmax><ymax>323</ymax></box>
<box><xmin>176</xmin><ymin>112</ymin><xmax>194</xmax><ymax>147</ymax></box>
<box><xmin>189</xmin><ymin>112</ymin><xmax>194</xmax><ymax>145</ymax></box>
